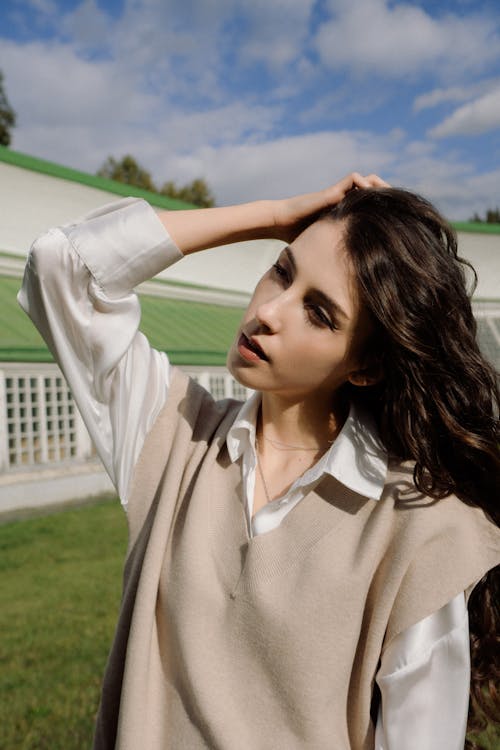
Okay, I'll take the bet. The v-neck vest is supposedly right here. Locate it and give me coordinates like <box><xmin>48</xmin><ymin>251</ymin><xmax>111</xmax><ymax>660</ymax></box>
<box><xmin>93</xmin><ymin>369</ymin><xmax>500</xmax><ymax>750</ymax></box>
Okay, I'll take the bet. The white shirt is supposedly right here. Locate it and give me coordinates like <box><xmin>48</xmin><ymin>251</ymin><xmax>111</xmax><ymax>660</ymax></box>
<box><xmin>227</xmin><ymin>389</ymin><xmax>388</xmax><ymax>538</ymax></box>
<box><xmin>18</xmin><ymin>197</ymin><xmax>471</xmax><ymax>749</ymax></box>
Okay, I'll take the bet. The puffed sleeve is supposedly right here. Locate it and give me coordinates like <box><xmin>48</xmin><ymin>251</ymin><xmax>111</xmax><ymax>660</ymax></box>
<box><xmin>18</xmin><ymin>198</ymin><xmax>183</xmax><ymax>504</ymax></box>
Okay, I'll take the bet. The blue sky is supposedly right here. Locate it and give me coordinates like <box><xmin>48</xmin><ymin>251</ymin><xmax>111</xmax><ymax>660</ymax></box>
<box><xmin>1</xmin><ymin>0</ymin><xmax>499</xmax><ymax>219</ymax></box>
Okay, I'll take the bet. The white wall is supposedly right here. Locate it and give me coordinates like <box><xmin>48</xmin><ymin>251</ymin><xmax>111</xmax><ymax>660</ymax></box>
<box><xmin>0</xmin><ymin>161</ymin><xmax>283</xmax><ymax>294</ymax></box>
<box><xmin>0</xmin><ymin>162</ymin><xmax>123</xmax><ymax>254</ymax></box>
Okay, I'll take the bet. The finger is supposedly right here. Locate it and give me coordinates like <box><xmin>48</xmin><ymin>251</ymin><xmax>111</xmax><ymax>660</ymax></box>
<box><xmin>321</xmin><ymin>171</ymin><xmax>388</xmax><ymax>208</ymax></box>
<box><xmin>363</xmin><ymin>173</ymin><xmax>391</xmax><ymax>188</ymax></box>
<box><xmin>324</xmin><ymin>172</ymin><xmax>367</xmax><ymax>201</ymax></box>
<box><xmin>351</xmin><ymin>172</ymin><xmax>373</xmax><ymax>190</ymax></box>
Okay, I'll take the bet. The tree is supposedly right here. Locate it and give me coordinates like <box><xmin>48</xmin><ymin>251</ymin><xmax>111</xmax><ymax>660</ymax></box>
<box><xmin>96</xmin><ymin>155</ymin><xmax>216</xmax><ymax>207</ymax></box>
<box><xmin>97</xmin><ymin>155</ymin><xmax>156</xmax><ymax>192</ymax></box>
<box><xmin>486</xmin><ymin>208</ymin><xmax>500</xmax><ymax>224</ymax></box>
<box><xmin>469</xmin><ymin>208</ymin><xmax>500</xmax><ymax>224</ymax></box>
<box><xmin>0</xmin><ymin>70</ymin><xmax>16</xmax><ymax>147</ymax></box>
<box><xmin>160</xmin><ymin>177</ymin><xmax>215</xmax><ymax>208</ymax></box>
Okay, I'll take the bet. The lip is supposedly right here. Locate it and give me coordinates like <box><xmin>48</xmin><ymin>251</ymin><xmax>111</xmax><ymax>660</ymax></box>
<box><xmin>237</xmin><ymin>333</ymin><xmax>269</xmax><ymax>363</ymax></box>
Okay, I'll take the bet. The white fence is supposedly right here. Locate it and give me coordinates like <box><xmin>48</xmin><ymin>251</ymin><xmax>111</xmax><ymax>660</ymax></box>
<box><xmin>0</xmin><ymin>362</ymin><xmax>252</xmax><ymax>474</ymax></box>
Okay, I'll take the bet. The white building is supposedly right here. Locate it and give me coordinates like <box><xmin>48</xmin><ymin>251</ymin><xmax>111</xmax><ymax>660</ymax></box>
<box><xmin>0</xmin><ymin>145</ymin><xmax>498</xmax><ymax>515</ymax></box>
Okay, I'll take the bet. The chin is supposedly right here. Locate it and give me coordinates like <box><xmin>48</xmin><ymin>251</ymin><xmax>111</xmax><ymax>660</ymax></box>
<box><xmin>226</xmin><ymin>352</ymin><xmax>250</xmax><ymax>387</ymax></box>
<box><xmin>226</xmin><ymin>349</ymin><xmax>263</xmax><ymax>391</ymax></box>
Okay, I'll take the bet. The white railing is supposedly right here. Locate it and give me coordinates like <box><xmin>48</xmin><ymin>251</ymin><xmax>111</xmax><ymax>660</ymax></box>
<box><xmin>0</xmin><ymin>362</ymin><xmax>252</xmax><ymax>474</ymax></box>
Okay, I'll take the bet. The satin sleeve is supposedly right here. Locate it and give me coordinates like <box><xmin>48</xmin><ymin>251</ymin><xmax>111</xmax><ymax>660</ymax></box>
<box><xmin>374</xmin><ymin>592</ymin><xmax>470</xmax><ymax>750</ymax></box>
<box><xmin>18</xmin><ymin>198</ymin><xmax>183</xmax><ymax>505</ymax></box>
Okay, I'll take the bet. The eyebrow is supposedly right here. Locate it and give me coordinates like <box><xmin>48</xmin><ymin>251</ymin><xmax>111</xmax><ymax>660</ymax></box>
<box><xmin>283</xmin><ymin>246</ymin><xmax>349</xmax><ymax>322</ymax></box>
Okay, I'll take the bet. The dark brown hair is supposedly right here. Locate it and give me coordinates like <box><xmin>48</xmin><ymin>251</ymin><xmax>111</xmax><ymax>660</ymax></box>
<box><xmin>325</xmin><ymin>187</ymin><xmax>500</xmax><ymax>741</ymax></box>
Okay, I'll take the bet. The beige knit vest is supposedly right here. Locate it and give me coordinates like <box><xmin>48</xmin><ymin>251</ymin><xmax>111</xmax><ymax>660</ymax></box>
<box><xmin>93</xmin><ymin>369</ymin><xmax>500</xmax><ymax>750</ymax></box>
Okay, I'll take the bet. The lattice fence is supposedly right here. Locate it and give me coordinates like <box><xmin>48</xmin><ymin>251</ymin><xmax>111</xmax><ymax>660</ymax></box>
<box><xmin>0</xmin><ymin>363</ymin><xmax>252</xmax><ymax>473</ymax></box>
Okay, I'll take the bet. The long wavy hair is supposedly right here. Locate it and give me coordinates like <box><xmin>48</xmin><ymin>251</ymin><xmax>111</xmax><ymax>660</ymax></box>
<box><xmin>325</xmin><ymin>188</ymin><xmax>500</xmax><ymax>743</ymax></box>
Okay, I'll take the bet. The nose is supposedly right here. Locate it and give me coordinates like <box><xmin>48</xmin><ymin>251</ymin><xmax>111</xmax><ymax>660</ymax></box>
<box><xmin>255</xmin><ymin>294</ymin><xmax>283</xmax><ymax>333</ymax></box>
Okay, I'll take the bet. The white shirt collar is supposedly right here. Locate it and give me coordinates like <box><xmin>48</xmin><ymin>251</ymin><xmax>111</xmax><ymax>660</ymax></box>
<box><xmin>226</xmin><ymin>391</ymin><xmax>388</xmax><ymax>501</ymax></box>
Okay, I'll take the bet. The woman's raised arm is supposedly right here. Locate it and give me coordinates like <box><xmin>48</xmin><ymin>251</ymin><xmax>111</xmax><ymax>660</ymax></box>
<box><xmin>161</xmin><ymin>172</ymin><xmax>388</xmax><ymax>255</ymax></box>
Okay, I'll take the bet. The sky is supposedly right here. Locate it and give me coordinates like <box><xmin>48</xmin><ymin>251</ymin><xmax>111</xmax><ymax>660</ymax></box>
<box><xmin>1</xmin><ymin>0</ymin><xmax>499</xmax><ymax>220</ymax></box>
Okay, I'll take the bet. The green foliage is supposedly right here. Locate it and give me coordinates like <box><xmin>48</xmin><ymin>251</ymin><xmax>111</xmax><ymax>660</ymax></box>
<box><xmin>0</xmin><ymin>499</ymin><xmax>127</xmax><ymax>749</ymax></box>
<box><xmin>96</xmin><ymin>155</ymin><xmax>215</xmax><ymax>206</ymax></box>
<box><xmin>160</xmin><ymin>177</ymin><xmax>215</xmax><ymax>207</ymax></box>
<box><xmin>0</xmin><ymin>70</ymin><xmax>16</xmax><ymax>147</ymax></box>
<box><xmin>97</xmin><ymin>154</ymin><xmax>156</xmax><ymax>192</ymax></box>
<box><xmin>469</xmin><ymin>208</ymin><xmax>500</xmax><ymax>224</ymax></box>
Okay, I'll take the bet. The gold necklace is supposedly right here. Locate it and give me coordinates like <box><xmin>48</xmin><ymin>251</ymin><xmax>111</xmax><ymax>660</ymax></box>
<box><xmin>254</xmin><ymin>436</ymin><xmax>328</xmax><ymax>504</ymax></box>
<box><xmin>261</xmin><ymin>434</ymin><xmax>333</xmax><ymax>451</ymax></box>
<box><xmin>255</xmin><ymin>439</ymin><xmax>273</xmax><ymax>504</ymax></box>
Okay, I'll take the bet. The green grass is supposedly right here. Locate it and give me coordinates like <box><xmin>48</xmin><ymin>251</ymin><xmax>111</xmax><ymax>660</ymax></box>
<box><xmin>0</xmin><ymin>499</ymin><xmax>127</xmax><ymax>750</ymax></box>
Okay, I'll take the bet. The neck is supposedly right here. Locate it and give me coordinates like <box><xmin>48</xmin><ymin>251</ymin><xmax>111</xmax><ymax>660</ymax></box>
<box><xmin>258</xmin><ymin>389</ymin><xmax>349</xmax><ymax>450</ymax></box>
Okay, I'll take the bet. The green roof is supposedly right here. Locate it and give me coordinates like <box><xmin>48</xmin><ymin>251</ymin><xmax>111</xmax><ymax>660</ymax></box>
<box><xmin>0</xmin><ymin>145</ymin><xmax>196</xmax><ymax>210</ymax></box>
<box><xmin>0</xmin><ymin>276</ymin><xmax>244</xmax><ymax>366</ymax></box>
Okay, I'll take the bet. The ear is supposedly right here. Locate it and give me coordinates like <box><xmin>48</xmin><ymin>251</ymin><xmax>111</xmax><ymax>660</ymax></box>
<box><xmin>347</xmin><ymin>363</ymin><xmax>383</xmax><ymax>388</ymax></box>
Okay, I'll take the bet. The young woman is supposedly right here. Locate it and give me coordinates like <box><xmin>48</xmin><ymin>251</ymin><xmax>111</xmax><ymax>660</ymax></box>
<box><xmin>19</xmin><ymin>173</ymin><xmax>499</xmax><ymax>749</ymax></box>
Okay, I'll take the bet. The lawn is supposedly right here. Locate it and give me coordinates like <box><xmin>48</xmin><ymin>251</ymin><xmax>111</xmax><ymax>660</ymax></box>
<box><xmin>0</xmin><ymin>498</ymin><xmax>498</xmax><ymax>749</ymax></box>
<box><xmin>0</xmin><ymin>498</ymin><xmax>127</xmax><ymax>750</ymax></box>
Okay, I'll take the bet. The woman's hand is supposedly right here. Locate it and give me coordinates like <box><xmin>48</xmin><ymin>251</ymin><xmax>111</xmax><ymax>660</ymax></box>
<box><xmin>271</xmin><ymin>172</ymin><xmax>390</xmax><ymax>243</ymax></box>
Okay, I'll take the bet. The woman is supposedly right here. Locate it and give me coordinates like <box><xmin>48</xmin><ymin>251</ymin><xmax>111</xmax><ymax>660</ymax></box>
<box><xmin>19</xmin><ymin>173</ymin><xmax>500</xmax><ymax>749</ymax></box>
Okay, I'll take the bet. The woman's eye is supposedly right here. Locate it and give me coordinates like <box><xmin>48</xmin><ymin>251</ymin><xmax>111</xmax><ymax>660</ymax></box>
<box><xmin>271</xmin><ymin>261</ymin><xmax>289</xmax><ymax>283</ymax></box>
<box><xmin>307</xmin><ymin>305</ymin><xmax>335</xmax><ymax>330</ymax></box>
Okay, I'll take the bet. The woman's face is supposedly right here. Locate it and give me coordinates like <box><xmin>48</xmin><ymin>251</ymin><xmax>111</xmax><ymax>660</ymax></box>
<box><xmin>227</xmin><ymin>219</ymin><xmax>374</xmax><ymax>404</ymax></box>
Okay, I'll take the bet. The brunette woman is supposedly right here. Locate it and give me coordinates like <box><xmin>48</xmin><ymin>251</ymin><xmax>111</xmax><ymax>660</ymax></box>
<box><xmin>19</xmin><ymin>173</ymin><xmax>499</xmax><ymax>749</ymax></box>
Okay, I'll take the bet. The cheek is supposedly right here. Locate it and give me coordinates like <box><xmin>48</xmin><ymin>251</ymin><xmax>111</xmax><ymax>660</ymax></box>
<box><xmin>285</xmin><ymin>334</ymin><xmax>350</xmax><ymax>374</ymax></box>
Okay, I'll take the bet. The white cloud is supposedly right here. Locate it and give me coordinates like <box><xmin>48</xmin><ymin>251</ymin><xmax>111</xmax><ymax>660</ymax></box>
<box><xmin>1</xmin><ymin>37</ymin><xmax>163</xmax><ymax>175</ymax></box>
<box><xmin>404</xmin><ymin>140</ymin><xmax>435</xmax><ymax>158</ymax></box>
<box><xmin>414</xmin><ymin>85</ymin><xmax>478</xmax><ymax>112</ymax></box>
<box><xmin>156</xmin><ymin>130</ymin><xmax>500</xmax><ymax>221</ymax></box>
<box><xmin>1</xmin><ymin>39</ymin><xmax>158</xmax><ymax>129</ymax></box>
<box><xmin>429</xmin><ymin>87</ymin><xmax>500</xmax><ymax>137</ymax></box>
<box><xmin>413</xmin><ymin>78</ymin><xmax>500</xmax><ymax>111</ymax></box>
<box><xmin>22</xmin><ymin>0</ymin><xmax>57</xmax><ymax>15</ymax></box>
<box><xmin>386</xmin><ymin>144</ymin><xmax>500</xmax><ymax>220</ymax></box>
<box><xmin>1</xmin><ymin>0</ymin><xmax>499</xmax><ymax>225</ymax></box>
<box><xmin>238</xmin><ymin>0</ymin><xmax>316</xmax><ymax>69</ymax></box>
<box><xmin>60</xmin><ymin>0</ymin><xmax>112</xmax><ymax>50</ymax></box>
<box><xmin>155</xmin><ymin>103</ymin><xmax>281</xmax><ymax>153</ymax></box>
<box><xmin>297</xmin><ymin>82</ymin><xmax>393</xmax><ymax>127</ymax></box>
<box><xmin>164</xmin><ymin>130</ymin><xmax>398</xmax><ymax>205</ymax></box>
<box><xmin>0</xmin><ymin>35</ymin><xmax>282</xmax><ymax>183</ymax></box>
<box><xmin>316</xmin><ymin>0</ymin><xmax>500</xmax><ymax>78</ymax></box>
